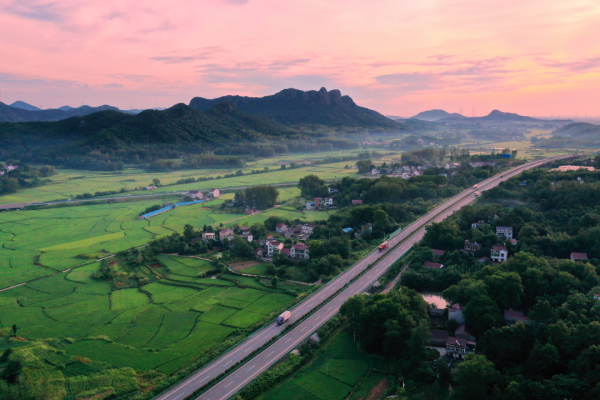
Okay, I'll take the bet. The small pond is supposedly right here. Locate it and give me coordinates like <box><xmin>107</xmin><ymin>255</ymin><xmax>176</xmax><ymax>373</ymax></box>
<box><xmin>419</xmin><ymin>292</ymin><xmax>448</xmax><ymax>308</ymax></box>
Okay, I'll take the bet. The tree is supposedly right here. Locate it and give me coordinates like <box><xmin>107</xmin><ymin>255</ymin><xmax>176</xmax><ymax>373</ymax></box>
<box><xmin>422</xmin><ymin>220</ymin><xmax>462</xmax><ymax>251</ymax></box>
<box><xmin>463</xmin><ymin>295</ymin><xmax>504</xmax><ymax>336</ymax></box>
<box><xmin>38</xmin><ymin>165</ymin><xmax>56</xmax><ymax>177</ymax></box>
<box><xmin>232</xmin><ymin>236</ymin><xmax>254</xmax><ymax>259</ymax></box>
<box><xmin>356</xmin><ymin>159</ymin><xmax>373</xmax><ymax>174</ymax></box>
<box><xmin>308</xmin><ymin>240</ymin><xmax>327</xmax><ymax>259</ymax></box>
<box><xmin>271</xmin><ymin>276</ymin><xmax>279</xmax><ymax>288</ymax></box>
<box><xmin>298</xmin><ymin>174</ymin><xmax>326</xmax><ymax>197</ymax></box>
<box><xmin>450</xmin><ymin>354</ymin><xmax>500</xmax><ymax>400</ymax></box>
<box><xmin>183</xmin><ymin>224</ymin><xmax>195</xmax><ymax>242</ymax></box>
<box><xmin>527</xmin><ymin>340</ymin><xmax>562</xmax><ymax>379</ymax></box>
<box><xmin>443</xmin><ymin>279</ymin><xmax>488</xmax><ymax>306</ymax></box>
<box><xmin>152</xmin><ymin>178</ymin><xmax>160</xmax><ymax>186</ymax></box>
<box><xmin>483</xmin><ymin>270</ymin><xmax>523</xmax><ymax>310</ymax></box>
<box><xmin>11</xmin><ymin>324</ymin><xmax>17</xmax><ymax>336</ymax></box>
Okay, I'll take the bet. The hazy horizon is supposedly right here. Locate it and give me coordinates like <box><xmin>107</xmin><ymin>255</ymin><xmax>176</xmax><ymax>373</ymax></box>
<box><xmin>1</xmin><ymin>0</ymin><xmax>599</xmax><ymax>117</ymax></box>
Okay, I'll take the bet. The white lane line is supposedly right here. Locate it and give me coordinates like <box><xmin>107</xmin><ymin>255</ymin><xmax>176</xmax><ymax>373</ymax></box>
<box><xmin>247</xmin><ymin>365</ymin><xmax>256</xmax><ymax>372</ymax></box>
<box><xmin>268</xmin><ymin>351</ymin><xmax>274</xmax><ymax>356</ymax></box>
<box><xmin>224</xmin><ymin>381</ymin><xmax>234</xmax><ymax>388</ymax></box>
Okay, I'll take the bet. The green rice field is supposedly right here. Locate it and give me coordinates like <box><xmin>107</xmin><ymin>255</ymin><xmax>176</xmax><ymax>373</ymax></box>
<box><xmin>260</xmin><ymin>331</ymin><xmax>374</xmax><ymax>400</ymax></box>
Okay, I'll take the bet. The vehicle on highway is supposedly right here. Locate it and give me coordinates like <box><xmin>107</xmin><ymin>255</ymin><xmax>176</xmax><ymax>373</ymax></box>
<box><xmin>277</xmin><ymin>311</ymin><xmax>291</xmax><ymax>325</ymax></box>
<box><xmin>473</xmin><ymin>184</ymin><xmax>478</xmax><ymax>189</ymax></box>
<box><xmin>474</xmin><ymin>191</ymin><xmax>480</xmax><ymax>197</ymax></box>
<box><xmin>378</xmin><ymin>241</ymin><xmax>388</xmax><ymax>252</ymax></box>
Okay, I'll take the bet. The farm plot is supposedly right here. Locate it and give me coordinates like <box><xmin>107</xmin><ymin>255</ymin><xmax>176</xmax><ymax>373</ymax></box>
<box><xmin>111</xmin><ymin>288</ymin><xmax>149</xmax><ymax>310</ymax></box>
<box><xmin>294</xmin><ymin>372</ymin><xmax>352</xmax><ymax>400</ymax></box>
<box><xmin>157</xmin><ymin>255</ymin><xmax>215</xmax><ymax>277</ymax></box>
<box><xmin>244</xmin><ymin>293</ymin><xmax>294</xmax><ymax>315</ymax></box>
<box><xmin>221</xmin><ymin>309</ymin><xmax>266</xmax><ymax>328</ymax></box>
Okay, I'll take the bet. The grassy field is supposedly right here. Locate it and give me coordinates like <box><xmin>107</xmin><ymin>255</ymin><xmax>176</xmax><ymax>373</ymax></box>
<box><xmin>259</xmin><ymin>331</ymin><xmax>375</xmax><ymax>400</ymax></box>
<box><xmin>0</xmin><ymin>148</ymin><xmax>398</xmax><ymax>205</ymax></box>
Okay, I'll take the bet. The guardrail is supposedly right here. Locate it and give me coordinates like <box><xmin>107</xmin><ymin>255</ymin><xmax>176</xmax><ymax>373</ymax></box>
<box><xmin>154</xmin><ymin>155</ymin><xmax>570</xmax><ymax>400</ymax></box>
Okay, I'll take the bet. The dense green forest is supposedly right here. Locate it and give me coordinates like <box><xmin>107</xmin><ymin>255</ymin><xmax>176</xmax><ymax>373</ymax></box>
<box><xmin>189</xmin><ymin>87</ymin><xmax>404</xmax><ymax>130</ymax></box>
<box><xmin>0</xmin><ymin>103</ymin><xmax>360</xmax><ymax>170</ymax></box>
<box><xmin>386</xmin><ymin>163</ymin><xmax>600</xmax><ymax>399</ymax></box>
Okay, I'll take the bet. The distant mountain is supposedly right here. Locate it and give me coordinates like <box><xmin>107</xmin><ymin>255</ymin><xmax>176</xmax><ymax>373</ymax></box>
<box><xmin>58</xmin><ymin>106</ymin><xmax>73</xmax><ymax>111</ymax></box>
<box><xmin>478</xmin><ymin>110</ymin><xmax>539</xmax><ymax>122</ymax></box>
<box><xmin>0</xmin><ymin>103</ymin><xmax>303</xmax><ymax>156</ymax></box>
<box><xmin>190</xmin><ymin>87</ymin><xmax>402</xmax><ymax>130</ymax></box>
<box><xmin>10</xmin><ymin>101</ymin><xmax>42</xmax><ymax>111</ymax></box>
<box><xmin>413</xmin><ymin>109</ymin><xmax>465</xmax><ymax>121</ymax></box>
<box><xmin>0</xmin><ymin>102</ymin><xmax>122</xmax><ymax>122</ymax></box>
<box><xmin>552</xmin><ymin>122</ymin><xmax>600</xmax><ymax>138</ymax></box>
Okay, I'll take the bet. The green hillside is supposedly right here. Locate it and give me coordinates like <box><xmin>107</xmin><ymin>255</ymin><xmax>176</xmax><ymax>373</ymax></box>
<box><xmin>190</xmin><ymin>87</ymin><xmax>403</xmax><ymax>130</ymax></box>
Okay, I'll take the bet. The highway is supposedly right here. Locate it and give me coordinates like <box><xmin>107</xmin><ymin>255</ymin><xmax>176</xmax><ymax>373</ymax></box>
<box><xmin>155</xmin><ymin>155</ymin><xmax>573</xmax><ymax>400</ymax></box>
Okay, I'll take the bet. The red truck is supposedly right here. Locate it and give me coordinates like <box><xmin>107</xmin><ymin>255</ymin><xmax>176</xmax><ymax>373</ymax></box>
<box><xmin>277</xmin><ymin>311</ymin><xmax>291</xmax><ymax>325</ymax></box>
<box><xmin>378</xmin><ymin>242</ymin><xmax>388</xmax><ymax>252</ymax></box>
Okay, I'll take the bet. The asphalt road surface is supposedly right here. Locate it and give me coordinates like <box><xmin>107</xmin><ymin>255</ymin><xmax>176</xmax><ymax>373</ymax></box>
<box><xmin>155</xmin><ymin>155</ymin><xmax>574</xmax><ymax>400</ymax></box>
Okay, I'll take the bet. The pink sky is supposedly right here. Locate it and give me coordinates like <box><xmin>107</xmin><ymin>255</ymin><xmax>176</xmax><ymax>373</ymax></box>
<box><xmin>1</xmin><ymin>0</ymin><xmax>599</xmax><ymax>117</ymax></box>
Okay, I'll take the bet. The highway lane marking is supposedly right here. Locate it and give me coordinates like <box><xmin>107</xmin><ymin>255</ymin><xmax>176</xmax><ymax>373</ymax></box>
<box><xmin>268</xmin><ymin>351</ymin><xmax>274</xmax><ymax>356</ymax></box>
<box><xmin>174</xmin><ymin>158</ymin><xmax>568</xmax><ymax>400</ymax></box>
<box><xmin>247</xmin><ymin>365</ymin><xmax>256</xmax><ymax>372</ymax></box>
<box><xmin>224</xmin><ymin>381</ymin><xmax>234</xmax><ymax>388</ymax></box>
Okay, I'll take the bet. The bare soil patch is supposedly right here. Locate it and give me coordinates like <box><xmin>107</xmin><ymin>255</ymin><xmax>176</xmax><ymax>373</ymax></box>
<box><xmin>361</xmin><ymin>378</ymin><xmax>389</xmax><ymax>400</ymax></box>
<box><xmin>230</xmin><ymin>261</ymin><xmax>261</xmax><ymax>271</ymax></box>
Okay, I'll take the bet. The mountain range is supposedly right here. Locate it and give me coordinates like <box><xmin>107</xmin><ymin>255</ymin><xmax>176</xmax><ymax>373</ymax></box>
<box><xmin>412</xmin><ymin>108</ymin><xmax>571</xmax><ymax>123</ymax></box>
<box><xmin>190</xmin><ymin>87</ymin><xmax>400</xmax><ymax>130</ymax></box>
<box><xmin>412</xmin><ymin>109</ymin><xmax>465</xmax><ymax>121</ymax></box>
<box><xmin>0</xmin><ymin>102</ymin><xmax>122</xmax><ymax>122</ymax></box>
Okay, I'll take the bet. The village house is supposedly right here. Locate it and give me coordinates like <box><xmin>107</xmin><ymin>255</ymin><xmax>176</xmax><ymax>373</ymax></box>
<box><xmin>290</xmin><ymin>242</ymin><xmax>310</xmax><ymax>259</ymax></box>
<box><xmin>281</xmin><ymin>248</ymin><xmax>291</xmax><ymax>257</ymax></box>
<box><xmin>275</xmin><ymin>223</ymin><xmax>288</xmax><ymax>234</ymax></box>
<box><xmin>464</xmin><ymin>240</ymin><xmax>481</xmax><ymax>253</ymax></box>
<box><xmin>446</xmin><ymin>337</ymin><xmax>476</xmax><ymax>359</ymax></box>
<box><xmin>471</xmin><ymin>220</ymin><xmax>488</xmax><ymax>229</ymax></box>
<box><xmin>351</xmin><ymin>200</ymin><xmax>363</xmax><ymax>206</ymax></box>
<box><xmin>267</xmin><ymin>241</ymin><xmax>284</xmax><ymax>257</ymax></box>
<box><xmin>504</xmin><ymin>309</ymin><xmax>530</xmax><ymax>325</ymax></box>
<box><xmin>496</xmin><ymin>226</ymin><xmax>514</xmax><ymax>239</ymax></box>
<box><xmin>424</xmin><ymin>261</ymin><xmax>444</xmax><ymax>270</ymax></box>
<box><xmin>449</xmin><ymin>303</ymin><xmax>465</xmax><ymax>323</ymax></box>
<box><xmin>306</xmin><ymin>202</ymin><xmax>315</xmax><ymax>210</ymax></box>
<box><xmin>5</xmin><ymin>164</ymin><xmax>18</xmax><ymax>172</ymax></box>
<box><xmin>491</xmin><ymin>244</ymin><xmax>508</xmax><ymax>263</ymax></box>
<box><xmin>145</xmin><ymin>186</ymin><xmax>157</xmax><ymax>190</ymax></box>
<box><xmin>314</xmin><ymin>198</ymin><xmax>322</xmax><ymax>207</ymax></box>
<box><xmin>478</xmin><ymin>256</ymin><xmax>490</xmax><ymax>264</ymax></box>
<box><xmin>219</xmin><ymin>229</ymin><xmax>234</xmax><ymax>242</ymax></box>
<box><xmin>188</xmin><ymin>190</ymin><xmax>203</xmax><ymax>199</ymax></box>
<box><xmin>371</xmin><ymin>169</ymin><xmax>380</xmax><ymax>175</ymax></box>
<box><xmin>301</xmin><ymin>223</ymin><xmax>316</xmax><ymax>236</ymax></box>
<box><xmin>431</xmin><ymin>249</ymin><xmax>445</xmax><ymax>258</ymax></box>
<box><xmin>244</xmin><ymin>208</ymin><xmax>259</xmax><ymax>215</ymax></box>
<box><xmin>570</xmin><ymin>252</ymin><xmax>588</xmax><ymax>262</ymax></box>
<box><xmin>328</xmin><ymin>188</ymin><xmax>338</xmax><ymax>194</ymax></box>
<box><xmin>594</xmin><ymin>293</ymin><xmax>600</xmax><ymax>300</ymax></box>
<box><xmin>202</xmin><ymin>232</ymin><xmax>215</xmax><ymax>241</ymax></box>
<box><xmin>324</xmin><ymin>197</ymin><xmax>333</xmax><ymax>206</ymax></box>
<box><xmin>241</xmin><ymin>227</ymin><xmax>250</xmax><ymax>236</ymax></box>
<box><xmin>208</xmin><ymin>188</ymin><xmax>220</xmax><ymax>198</ymax></box>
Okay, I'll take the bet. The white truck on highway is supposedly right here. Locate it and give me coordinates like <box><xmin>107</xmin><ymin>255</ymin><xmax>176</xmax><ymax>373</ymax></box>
<box><xmin>277</xmin><ymin>311</ymin><xmax>291</xmax><ymax>325</ymax></box>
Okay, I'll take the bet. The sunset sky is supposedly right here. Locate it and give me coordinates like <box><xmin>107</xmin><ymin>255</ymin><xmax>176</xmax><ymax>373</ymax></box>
<box><xmin>1</xmin><ymin>0</ymin><xmax>599</xmax><ymax>117</ymax></box>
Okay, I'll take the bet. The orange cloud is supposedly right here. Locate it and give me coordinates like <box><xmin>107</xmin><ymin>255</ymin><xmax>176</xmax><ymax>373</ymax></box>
<box><xmin>0</xmin><ymin>0</ymin><xmax>599</xmax><ymax>117</ymax></box>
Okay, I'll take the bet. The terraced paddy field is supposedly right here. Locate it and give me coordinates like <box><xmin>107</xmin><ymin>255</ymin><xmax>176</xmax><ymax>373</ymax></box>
<box><xmin>0</xmin><ymin>191</ymin><xmax>325</xmax><ymax>289</ymax></box>
<box><xmin>0</xmin><ymin>263</ymin><xmax>300</xmax><ymax>388</ymax></box>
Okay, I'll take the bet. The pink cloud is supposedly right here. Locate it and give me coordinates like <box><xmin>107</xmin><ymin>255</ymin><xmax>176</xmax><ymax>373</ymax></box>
<box><xmin>0</xmin><ymin>0</ymin><xmax>598</xmax><ymax>117</ymax></box>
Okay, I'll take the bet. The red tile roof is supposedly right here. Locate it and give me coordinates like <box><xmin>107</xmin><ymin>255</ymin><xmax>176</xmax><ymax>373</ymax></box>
<box><xmin>432</xmin><ymin>249</ymin><xmax>445</xmax><ymax>256</ymax></box>
<box><xmin>492</xmin><ymin>244</ymin><xmax>507</xmax><ymax>251</ymax></box>
<box><xmin>424</xmin><ymin>261</ymin><xmax>444</xmax><ymax>269</ymax></box>
<box><xmin>446</xmin><ymin>337</ymin><xmax>467</xmax><ymax>346</ymax></box>
<box><xmin>293</xmin><ymin>243</ymin><xmax>307</xmax><ymax>250</ymax></box>
<box><xmin>571</xmin><ymin>252</ymin><xmax>588</xmax><ymax>260</ymax></box>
